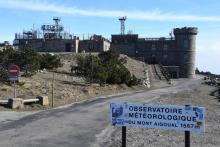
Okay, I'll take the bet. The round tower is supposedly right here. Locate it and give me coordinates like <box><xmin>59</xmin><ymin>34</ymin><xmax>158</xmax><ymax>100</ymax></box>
<box><xmin>174</xmin><ymin>27</ymin><xmax>198</xmax><ymax>78</ymax></box>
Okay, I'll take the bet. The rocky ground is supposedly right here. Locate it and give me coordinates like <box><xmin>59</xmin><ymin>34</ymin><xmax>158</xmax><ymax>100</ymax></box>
<box><xmin>0</xmin><ymin>53</ymin><xmax>147</xmax><ymax>111</ymax></box>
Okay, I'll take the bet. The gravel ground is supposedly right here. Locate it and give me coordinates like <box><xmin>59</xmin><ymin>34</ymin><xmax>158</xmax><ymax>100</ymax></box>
<box><xmin>98</xmin><ymin>83</ymin><xmax>220</xmax><ymax>147</ymax></box>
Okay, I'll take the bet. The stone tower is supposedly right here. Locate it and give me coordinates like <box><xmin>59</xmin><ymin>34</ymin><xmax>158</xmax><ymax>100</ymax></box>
<box><xmin>174</xmin><ymin>27</ymin><xmax>198</xmax><ymax>78</ymax></box>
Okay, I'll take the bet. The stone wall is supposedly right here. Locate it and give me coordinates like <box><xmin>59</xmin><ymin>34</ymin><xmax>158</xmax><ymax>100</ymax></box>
<box><xmin>110</xmin><ymin>27</ymin><xmax>198</xmax><ymax>78</ymax></box>
<box><xmin>16</xmin><ymin>39</ymin><xmax>79</xmax><ymax>53</ymax></box>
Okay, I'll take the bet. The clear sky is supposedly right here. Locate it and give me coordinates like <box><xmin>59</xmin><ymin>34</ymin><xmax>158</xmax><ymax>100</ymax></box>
<box><xmin>0</xmin><ymin>0</ymin><xmax>220</xmax><ymax>74</ymax></box>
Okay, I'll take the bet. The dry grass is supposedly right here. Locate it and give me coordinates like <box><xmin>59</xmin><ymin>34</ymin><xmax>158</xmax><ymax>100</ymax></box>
<box><xmin>0</xmin><ymin>53</ymin><xmax>147</xmax><ymax>111</ymax></box>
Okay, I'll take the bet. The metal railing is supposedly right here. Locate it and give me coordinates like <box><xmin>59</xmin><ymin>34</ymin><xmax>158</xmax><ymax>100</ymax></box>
<box><xmin>158</xmin><ymin>63</ymin><xmax>171</xmax><ymax>82</ymax></box>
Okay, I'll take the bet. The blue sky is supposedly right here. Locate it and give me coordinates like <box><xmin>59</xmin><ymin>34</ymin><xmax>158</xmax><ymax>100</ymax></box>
<box><xmin>0</xmin><ymin>0</ymin><xmax>220</xmax><ymax>74</ymax></box>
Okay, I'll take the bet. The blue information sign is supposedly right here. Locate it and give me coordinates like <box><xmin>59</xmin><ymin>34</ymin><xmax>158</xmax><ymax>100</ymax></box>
<box><xmin>110</xmin><ymin>103</ymin><xmax>205</xmax><ymax>132</ymax></box>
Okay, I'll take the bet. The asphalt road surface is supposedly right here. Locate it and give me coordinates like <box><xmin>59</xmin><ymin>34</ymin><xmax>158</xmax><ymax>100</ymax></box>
<box><xmin>0</xmin><ymin>78</ymin><xmax>201</xmax><ymax>147</ymax></box>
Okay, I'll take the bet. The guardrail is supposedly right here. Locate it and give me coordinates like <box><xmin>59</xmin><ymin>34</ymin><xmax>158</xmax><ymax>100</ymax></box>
<box><xmin>153</xmin><ymin>65</ymin><xmax>162</xmax><ymax>80</ymax></box>
<box><xmin>0</xmin><ymin>96</ymin><xmax>49</xmax><ymax>109</ymax></box>
<box><xmin>0</xmin><ymin>100</ymin><xmax>8</xmax><ymax>104</ymax></box>
<box><xmin>23</xmin><ymin>99</ymin><xmax>39</xmax><ymax>103</ymax></box>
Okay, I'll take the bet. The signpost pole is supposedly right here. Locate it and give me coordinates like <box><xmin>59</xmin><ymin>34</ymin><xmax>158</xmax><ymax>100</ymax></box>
<box><xmin>122</xmin><ymin>126</ymin><xmax>126</xmax><ymax>147</ymax></box>
<box><xmin>8</xmin><ymin>65</ymin><xmax>19</xmax><ymax>98</ymax></box>
<box><xmin>52</xmin><ymin>71</ymin><xmax>54</xmax><ymax>107</ymax></box>
<box><xmin>185</xmin><ymin>105</ymin><xmax>191</xmax><ymax>147</ymax></box>
<box><xmin>13</xmin><ymin>80</ymin><xmax>16</xmax><ymax>98</ymax></box>
<box><xmin>185</xmin><ymin>131</ymin><xmax>190</xmax><ymax>147</ymax></box>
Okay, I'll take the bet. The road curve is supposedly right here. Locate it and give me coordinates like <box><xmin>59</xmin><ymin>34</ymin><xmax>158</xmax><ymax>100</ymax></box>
<box><xmin>0</xmin><ymin>78</ymin><xmax>201</xmax><ymax>147</ymax></box>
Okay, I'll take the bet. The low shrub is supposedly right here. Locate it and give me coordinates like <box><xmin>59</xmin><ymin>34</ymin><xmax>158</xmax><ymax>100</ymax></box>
<box><xmin>73</xmin><ymin>51</ymin><xmax>139</xmax><ymax>86</ymax></box>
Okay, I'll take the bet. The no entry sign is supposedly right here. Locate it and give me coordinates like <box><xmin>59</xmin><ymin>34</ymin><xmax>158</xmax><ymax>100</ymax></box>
<box><xmin>110</xmin><ymin>103</ymin><xmax>205</xmax><ymax>132</ymax></box>
<box><xmin>8</xmin><ymin>65</ymin><xmax>19</xmax><ymax>81</ymax></box>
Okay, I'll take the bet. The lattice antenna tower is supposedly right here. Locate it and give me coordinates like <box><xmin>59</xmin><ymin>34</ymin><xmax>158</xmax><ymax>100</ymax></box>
<box><xmin>119</xmin><ymin>16</ymin><xmax>127</xmax><ymax>35</ymax></box>
<box><xmin>53</xmin><ymin>17</ymin><xmax>63</xmax><ymax>38</ymax></box>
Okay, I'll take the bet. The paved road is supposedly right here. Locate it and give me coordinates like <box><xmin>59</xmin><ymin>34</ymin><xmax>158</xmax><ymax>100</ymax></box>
<box><xmin>0</xmin><ymin>78</ymin><xmax>201</xmax><ymax>147</ymax></box>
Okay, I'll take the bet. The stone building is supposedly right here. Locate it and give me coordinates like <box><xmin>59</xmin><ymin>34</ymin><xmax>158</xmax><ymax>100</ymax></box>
<box><xmin>111</xmin><ymin>27</ymin><xmax>198</xmax><ymax>78</ymax></box>
<box><xmin>78</xmin><ymin>35</ymin><xmax>110</xmax><ymax>53</ymax></box>
<box><xmin>12</xmin><ymin>17</ymin><xmax>198</xmax><ymax>78</ymax></box>
<box><xmin>14</xmin><ymin>37</ymin><xmax>80</xmax><ymax>53</ymax></box>
<box><xmin>13</xmin><ymin>18</ymin><xmax>109</xmax><ymax>53</ymax></box>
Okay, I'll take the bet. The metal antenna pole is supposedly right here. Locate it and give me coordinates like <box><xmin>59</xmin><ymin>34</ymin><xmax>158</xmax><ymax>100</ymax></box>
<box><xmin>119</xmin><ymin>16</ymin><xmax>127</xmax><ymax>35</ymax></box>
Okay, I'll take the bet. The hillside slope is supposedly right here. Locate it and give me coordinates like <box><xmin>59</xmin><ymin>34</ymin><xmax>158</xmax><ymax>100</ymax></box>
<box><xmin>0</xmin><ymin>53</ymin><xmax>146</xmax><ymax>110</ymax></box>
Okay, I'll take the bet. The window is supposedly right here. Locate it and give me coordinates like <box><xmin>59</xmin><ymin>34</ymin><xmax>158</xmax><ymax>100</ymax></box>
<box><xmin>89</xmin><ymin>44</ymin><xmax>93</xmax><ymax>49</ymax></box>
<box><xmin>163</xmin><ymin>44</ymin><xmax>168</xmax><ymax>51</ymax></box>
<box><xmin>184</xmin><ymin>54</ymin><xmax>188</xmax><ymax>60</ymax></box>
<box><xmin>151</xmin><ymin>44</ymin><xmax>156</xmax><ymax>51</ymax></box>
<box><xmin>163</xmin><ymin>54</ymin><xmax>168</xmax><ymax>59</ymax></box>
<box><xmin>183</xmin><ymin>39</ymin><xmax>189</xmax><ymax>49</ymax></box>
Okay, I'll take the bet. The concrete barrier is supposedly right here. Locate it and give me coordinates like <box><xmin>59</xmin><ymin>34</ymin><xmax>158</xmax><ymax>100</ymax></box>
<box><xmin>8</xmin><ymin>98</ymin><xmax>24</xmax><ymax>109</ymax></box>
<box><xmin>0</xmin><ymin>96</ymin><xmax>49</xmax><ymax>109</ymax></box>
<box><xmin>37</xmin><ymin>96</ymin><xmax>49</xmax><ymax>106</ymax></box>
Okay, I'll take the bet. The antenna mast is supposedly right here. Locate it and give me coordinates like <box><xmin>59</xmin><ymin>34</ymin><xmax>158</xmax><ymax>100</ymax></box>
<box><xmin>53</xmin><ymin>17</ymin><xmax>61</xmax><ymax>39</ymax></box>
<box><xmin>119</xmin><ymin>16</ymin><xmax>127</xmax><ymax>35</ymax></box>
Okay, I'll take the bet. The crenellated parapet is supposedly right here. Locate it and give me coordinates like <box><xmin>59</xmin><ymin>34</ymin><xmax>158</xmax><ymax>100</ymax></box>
<box><xmin>174</xmin><ymin>27</ymin><xmax>198</xmax><ymax>35</ymax></box>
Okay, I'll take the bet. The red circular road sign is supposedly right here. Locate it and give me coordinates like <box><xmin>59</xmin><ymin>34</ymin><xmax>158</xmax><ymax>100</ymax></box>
<box><xmin>8</xmin><ymin>65</ymin><xmax>20</xmax><ymax>77</ymax></box>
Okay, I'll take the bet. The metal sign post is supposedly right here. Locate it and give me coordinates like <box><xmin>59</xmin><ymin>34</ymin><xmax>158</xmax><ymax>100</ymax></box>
<box><xmin>13</xmin><ymin>80</ymin><xmax>16</xmax><ymax>98</ymax></box>
<box><xmin>122</xmin><ymin>126</ymin><xmax>126</xmax><ymax>147</ymax></box>
<box><xmin>185</xmin><ymin>105</ymin><xmax>191</xmax><ymax>147</ymax></box>
<box><xmin>8</xmin><ymin>65</ymin><xmax>19</xmax><ymax>98</ymax></box>
<box><xmin>185</xmin><ymin>130</ymin><xmax>190</xmax><ymax>147</ymax></box>
<box><xmin>52</xmin><ymin>71</ymin><xmax>55</xmax><ymax>107</ymax></box>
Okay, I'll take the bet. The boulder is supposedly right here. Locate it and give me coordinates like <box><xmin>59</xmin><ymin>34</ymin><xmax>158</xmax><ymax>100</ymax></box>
<box><xmin>41</xmin><ymin>89</ymin><xmax>47</xmax><ymax>94</ymax></box>
<box><xmin>35</xmin><ymin>82</ymin><xmax>41</xmax><ymax>88</ymax></box>
<box><xmin>82</xmin><ymin>86</ymin><xmax>94</xmax><ymax>94</ymax></box>
<box><xmin>0</xmin><ymin>86</ymin><xmax>9</xmax><ymax>92</ymax></box>
<box><xmin>23</xmin><ymin>83</ymin><xmax>32</xmax><ymax>89</ymax></box>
